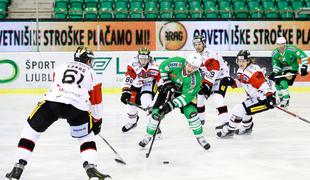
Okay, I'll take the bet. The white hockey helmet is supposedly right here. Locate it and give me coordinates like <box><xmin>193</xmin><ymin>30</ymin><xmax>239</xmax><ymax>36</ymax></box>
<box><xmin>276</xmin><ymin>37</ymin><xmax>286</xmax><ymax>44</ymax></box>
<box><xmin>186</xmin><ymin>52</ymin><xmax>202</xmax><ymax>69</ymax></box>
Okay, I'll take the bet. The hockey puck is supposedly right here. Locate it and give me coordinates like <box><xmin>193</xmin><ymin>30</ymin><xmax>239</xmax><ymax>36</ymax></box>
<box><xmin>163</xmin><ymin>161</ymin><xmax>170</xmax><ymax>164</ymax></box>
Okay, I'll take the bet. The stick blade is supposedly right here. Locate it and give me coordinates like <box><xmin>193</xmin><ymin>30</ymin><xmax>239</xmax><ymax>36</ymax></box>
<box><xmin>114</xmin><ymin>158</ymin><xmax>126</xmax><ymax>165</ymax></box>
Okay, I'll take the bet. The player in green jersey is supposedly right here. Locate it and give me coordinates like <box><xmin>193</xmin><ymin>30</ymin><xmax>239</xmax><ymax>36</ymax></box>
<box><xmin>138</xmin><ymin>53</ymin><xmax>211</xmax><ymax>150</ymax></box>
<box><xmin>269</xmin><ymin>37</ymin><xmax>309</xmax><ymax>108</ymax></box>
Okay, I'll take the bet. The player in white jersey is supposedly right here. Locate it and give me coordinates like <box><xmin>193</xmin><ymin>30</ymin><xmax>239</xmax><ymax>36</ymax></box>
<box><xmin>193</xmin><ymin>35</ymin><xmax>235</xmax><ymax>127</ymax></box>
<box><xmin>216</xmin><ymin>50</ymin><xmax>276</xmax><ymax>138</ymax></box>
<box><xmin>120</xmin><ymin>47</ymin><xmax>161</xmax><ymax>132</ymax></box>
<box><xmin>5</xmin><ymin>47</ymin><xmax>111</xmax><ymax>180</ymax></box>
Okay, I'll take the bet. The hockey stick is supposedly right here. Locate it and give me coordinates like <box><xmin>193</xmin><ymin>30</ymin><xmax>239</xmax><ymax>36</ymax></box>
<box><xmin>275</xmin><ymin>106</ymin><xmax>310</xmax><ymax>124</ymax></box>
<box><xmin>274</xmin><ymin>73</ymin><xmax>297</xmax><ymax>79</ymax></box>
<box><xmin>127</xmin><ymin>101</ymin><xmax>152</xmax><ymax>114</ymax></box>
<box><xmin>146</xmin><ymin>90</ymin><xmax>172</xmax><ymax>158</ymax></box>
<box><xmin>98</xmin><ymin>134</ymin><xmax>127</xmax><ymax>165</ymax></box>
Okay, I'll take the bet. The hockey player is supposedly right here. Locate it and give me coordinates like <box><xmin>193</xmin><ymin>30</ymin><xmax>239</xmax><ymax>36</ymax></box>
<box><xmin>269</xmin><ymin>37</ymin><xmax>309</xmax><ymax>108</ymax></box>
<box><xmin>216</xmin><ymin>50</ymin><xmax>276</xmax><ymax>137</ymax></box>
<box><xmin>138</xmin><ymin>53</ymin><xmax>211</xmax><ymax>150</ymax></box>
<box><xmin>120</xmin><ymin>47</ymin><xmax>161</xmax><ymax>132</ymax></box>
<box><xmin>193</xmin><ymin>35</ymin><xmax>235</xmax><ymax>126</ymax></box>
<box><xmin>5</xmin><ymin>47</ymin><xmax>111</xmax><ymax>180</ymax></box>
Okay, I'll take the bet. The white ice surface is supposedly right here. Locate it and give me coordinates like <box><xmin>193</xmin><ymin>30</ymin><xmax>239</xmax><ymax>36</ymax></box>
<box><xmin>1</xmin><ymin>92</ymin><xmax>310</xmax><ymax>180</ymax></box>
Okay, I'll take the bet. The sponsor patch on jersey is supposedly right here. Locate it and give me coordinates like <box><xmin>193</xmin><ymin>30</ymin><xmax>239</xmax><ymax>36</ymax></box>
<box><xmin>169</xmin><ymin>62</ymin><xmax>182</xmax><ymax>68</ymax></box>
<box><xmin>190</xmin><ymin>74</ymin><xmax>196</xmax><ymax>88</ymax></box>
<box><xmin>149</xmin><ymin>70</ymin><xmax>159</xmax><ymax>76</ymax></box>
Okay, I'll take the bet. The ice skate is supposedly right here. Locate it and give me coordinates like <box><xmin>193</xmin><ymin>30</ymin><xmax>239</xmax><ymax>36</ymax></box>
<box><xmin>235</xmin><ymin>122</ymin><xmax>254</xmax><ymax>135</ymax></box>
<box><xmin>5</xmin><ymin>159</ymin><xmax>27</xmax><ymax>180</ymax></box>
<box><xmin>121</xmin><ymin>117</ymin><xmax>139</xmax><ymax>132</ymax></box>
<box><xmin>215</xmin><ymin>122</ymin><xmax>235</xmax><ymax>138</ymax></box>
<box><xmin>138</xmin><ymin>135</ymin><xmax>152</xmax><ymax>148</ymax></box>
<box><xmin>279</xmin><ymin>98</ymin><xmax>289</xmax><ymax>108</ymax></box>
<box><xmin>83</xmin><ymin>161</ymin><xmax>111</xmax><ymax>180</ymax></box>
<box><xmin>196</xmin><ymin>136</ymin><xmax>211</xmax><ymax>150</ymax></box>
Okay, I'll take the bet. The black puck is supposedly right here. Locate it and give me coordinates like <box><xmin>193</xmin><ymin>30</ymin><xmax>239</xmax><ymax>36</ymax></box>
<box><xmin>163</xmin><ymin>161</ymin><xmax>169</xmax><ymax>164</ymax></box>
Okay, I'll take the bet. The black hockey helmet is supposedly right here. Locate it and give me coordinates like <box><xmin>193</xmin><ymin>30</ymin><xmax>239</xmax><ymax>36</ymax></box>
<box><xmin>236</xmin><ymin>50</ymin><xmax>251</xmax><ymax>60</ymax></box>
<box><xmin>236</xmin><ymin>50</ymin><xmax>252</xmax><ymax>64</ymax></box>
<box><xmin>193</xmin><ymin>35</ymin><xmax>206</xmax><ymax>46</ymax></box>
<box><xmin>74</xmin><ymin>47</ymin><xmax>94</xmax><ymax>66</ymax></box>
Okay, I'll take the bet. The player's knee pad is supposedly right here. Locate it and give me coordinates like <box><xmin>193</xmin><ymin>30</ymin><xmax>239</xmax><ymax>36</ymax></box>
<box><xmin>140</xmin><ymin>93</ymin><xmax>153</xmax><ymax>108</ymax></box>
<box><xmin>212</xmin><ymin>93</ymin><xmax>225</xmax><ymax>107</ymax></box>
<box><xmin>80</xmin><ymin>141</ymin><xmax>97</xmax><ymax>152</ymax></box>
<box><xmin>231</xmin><ymin>103</ymin><xmax>247</xmax><ymax>117</ymax></box>
<box><xmin>217</xmin><ymin>106</ymin><xmax>228</xmax><ymax>115</ymax></box>
<box><xmin>197</xmin><ymin>106</ymin><xmax>205</xmax><ymax>113</ymax></box>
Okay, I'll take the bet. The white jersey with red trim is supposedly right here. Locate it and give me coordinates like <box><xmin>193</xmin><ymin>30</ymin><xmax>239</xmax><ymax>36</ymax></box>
<box><xmin>199</xmin><ymin>48</ymin><xmax>229</xmax><ymax>85</ymax></box>
<box><xmin>235</xmin><ymin>64</ymin><xmax>274</xmax><ymax>98</ymax></box>
<box><xmin>122</xmin><ymin>58</ymin><xmax>161</xmax><ymax>90</ymax></box>
<box><xmin>44</xmin><ymin>61</ymin><xmax>103</xmax><ymax>119</ymax></box>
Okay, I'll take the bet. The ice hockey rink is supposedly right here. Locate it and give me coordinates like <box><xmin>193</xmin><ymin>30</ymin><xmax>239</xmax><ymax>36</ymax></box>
<box><xmin>1</xmin><ymin>91</ymin><xmax>310</xmax><ymax>180</ymax></box>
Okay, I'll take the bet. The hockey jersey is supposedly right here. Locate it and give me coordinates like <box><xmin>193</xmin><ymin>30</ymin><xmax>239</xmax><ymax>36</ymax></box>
<box><xmin>272</xmin><ymin>45</ymin><xmax>308</xmax><ymax>74</ymax></box>
<box><xmin>159</xmin><ymin>57</ymin><xmax>202</xmax><ymax>108</ymax></box>
<box><xmin>199</xmin><ymin>48</ymin><xmax>229</xmax><ymax>85</ymax></box>
<box><xmin>236</xmin><ymin>63</ymin><xmax>274</xmax><ymax>98</ymax></box>
<box><xmin>44</xmin><ymin>61</ymin><xmax>103</xmax><ymax>119</ymax></box>
<box><xmin>122</xmin><ymin>57</ymin><xmax>161</xmax><ymax>91</ymax></box>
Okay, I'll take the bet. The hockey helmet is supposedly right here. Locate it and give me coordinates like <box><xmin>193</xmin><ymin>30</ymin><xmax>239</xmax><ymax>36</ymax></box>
<box><xmin>236</xmin><ymin>50</ymin><xmax>251</xmax><ymax>61</ymax></box>
<box><xmin>137</xmin><ymin>47</ymin><xmax>151</xmax><ymax>67</ymax></box>
<box><xmin>74</xmin><ymin>47</ymin><xmax>94</xmax><ymax>66</ymax></box>
<box><xmin>185</xmin><ymin>52</ymin><xmax>202</xmax><ymax>74</ymax></box>
<box><xmin>276</xmin><ymin>37</ymin><xmax>286</xmax><ymax>44</ymax></box>
<box><xmin>193</xmin><ymin>35</ymin><xmax>206</xmax><ymax>46</ymax></box>
<box><xmin>236</xmin><ymin>50</ymin><xmax>252</xmax><ymax>68</ymax></box>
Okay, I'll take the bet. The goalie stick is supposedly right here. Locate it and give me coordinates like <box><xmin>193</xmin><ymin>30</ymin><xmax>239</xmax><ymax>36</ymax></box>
<box><xmin>98</xmin><ymin>134</ymin><xmax>127</xmax><ymax>165</ymax></box>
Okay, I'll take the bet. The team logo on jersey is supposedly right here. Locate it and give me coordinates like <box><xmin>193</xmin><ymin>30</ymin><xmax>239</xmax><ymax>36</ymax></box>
<box><xmin>93</xmin><ymin>57</ymin><xmax>111</xmax><ymax>74</ymax></box>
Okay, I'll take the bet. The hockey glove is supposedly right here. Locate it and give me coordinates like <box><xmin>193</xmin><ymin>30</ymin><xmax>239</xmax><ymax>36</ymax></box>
<box><xmin>159</xmin><ymin>101</ymin><xmax>175</xmax><ymax>115</ymax></box>
<box><xmin>152</xmin><ymin>109</ymin><xmax>165</xmax><ymax>121</ymax></box>
<box><xmin>268</xmin><ymin>72</ymin><xmax>276</xmax><ymax>81</ymax></box>
<box><xmin>158</xmin><ymin>80</ymin><xmax>174</xmax><ymax>94</ymax></box>
<box><xmin>199</xmin><ymin>83</ymin><xmax>212</xmax><ymax>96</ymax></box>
<box><xmin>120</xmin><ymin>90</ymin><xmax>131</xmax><ymax>104</ymax></box>
<box><xmin>92</xmin><ymin>117</ymin><xmax>102</xmax><ymax>135</ymax></box>
<box><xmin>301</xmin><ymin>65</ymin><xmax>308</xmax><ymax>76</ymax></box>
<box><xmin>222</xmin><ymin>77</ymin><xmax>236</xmax><ymax>87</ymax></box>
<box><xmin>266</xmin><ymin>92</ymin><xmax>276</xmax><ymax>109</ymax></box>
